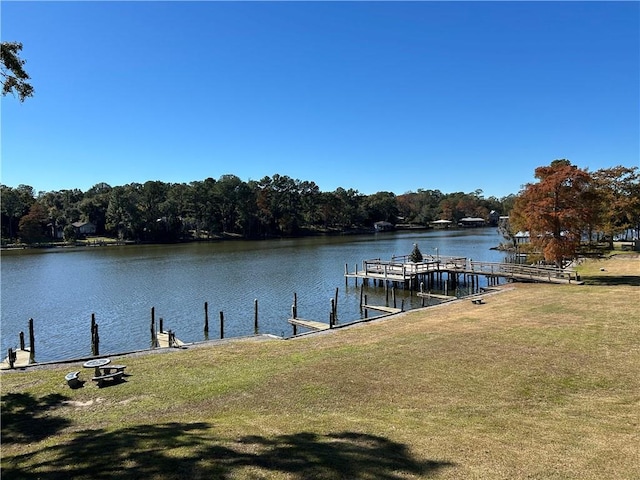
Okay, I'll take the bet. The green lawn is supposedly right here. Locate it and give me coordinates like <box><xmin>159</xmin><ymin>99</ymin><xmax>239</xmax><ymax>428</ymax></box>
<box><xmin>2</xmin><ymin>254</ymin><xmax>639</xmax><ymax>479</ymax></box>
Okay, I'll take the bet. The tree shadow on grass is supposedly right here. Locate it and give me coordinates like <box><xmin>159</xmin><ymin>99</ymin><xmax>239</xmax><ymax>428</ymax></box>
<box><xmin>582</xmin><ymin>275</ymin><xmax>640</xmax><ymax>286</ymax></box>
<box><xmin>2</xmin><ymin>419</ymin><xmax>455</xmax><ymax>479</ymax></box>
<box><xmin>1</xmin><ymin>392</ymin><xmax>72</xmax><ymax>444</ymax></box>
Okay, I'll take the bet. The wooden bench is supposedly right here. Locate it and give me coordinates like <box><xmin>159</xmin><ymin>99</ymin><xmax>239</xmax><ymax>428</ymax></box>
<box><xmin>65</xmin><ymin>371</ymin><xmax>81</xmax><ymax>388</ymax></box>
<box><xmin>100</xmin><ymin>364</ymin><xmax>126</xmax><ymax>374</ymax></box>
<box><xmin>92</xmin><ymin>370</ymin><xmax>124</xmax><ymax>388</ymax></box>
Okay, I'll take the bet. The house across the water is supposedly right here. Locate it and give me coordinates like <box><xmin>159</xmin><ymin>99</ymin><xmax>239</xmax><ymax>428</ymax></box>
<box><xmin>430</xmin><ymin>219</ymin><xmax>452</xmax><ymax>229</ymax></box>
<box><xmin>72</xmin><ymin>221</ymin><xmax>97</xmax><ymax>236</ymax></box>
<box><xmin>458</xmin><ymin>217</ymin><xmax>486</xmax><ymax>228</ymax></box>
<box><xmin>374</xmin><ymin>221</ymin><xmax>395</xmax><ymax>232</ymax></box>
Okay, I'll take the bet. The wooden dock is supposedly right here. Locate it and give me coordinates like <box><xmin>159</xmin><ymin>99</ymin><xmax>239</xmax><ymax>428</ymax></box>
<box><xmin>156</xmin><ymin>331</ymin><xmax>185</xmax><ymax>348</ymax></box>
<box><xmin>345</xmin><ymin>256</ymin><xmax>581</xmax><ymax>287</ymax></box>
<box><xmin>0</xmin><ymin>348</ymin><xmax>33</xmax><ymax>370</ymax></box>
<box><xmin>361</xmin><ymin>304</ymin><xmax>402</xmax><ymax>314</ymax></box>
<box><xmin>288</xmin><ymin>318</ymin><xmax>330</xmax><ymax>331</ymax></box>
<box><xmin>416</xmin><ymin>292</ymin><xmax>456</xmax><ymax>301</ymax></box>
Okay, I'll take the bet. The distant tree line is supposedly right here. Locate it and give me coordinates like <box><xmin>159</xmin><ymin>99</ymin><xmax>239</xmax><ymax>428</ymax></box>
<box><xmin>0</xmin><ymin>174</ymin><xmax>514</xmax><ymax>244</ymax></box>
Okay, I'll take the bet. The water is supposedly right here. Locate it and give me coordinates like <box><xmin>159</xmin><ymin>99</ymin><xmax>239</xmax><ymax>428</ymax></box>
<box><xmin>1</xmin><ymin>228</ymin><xmax>508</xmax><ymax>362</ymax></box>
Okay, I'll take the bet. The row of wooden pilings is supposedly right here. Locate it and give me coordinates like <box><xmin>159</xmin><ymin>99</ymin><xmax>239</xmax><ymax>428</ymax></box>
<box><xmin>147</xmin><ymin>299</ymin><xmax>261</xmax><ymax>348</ymax></box>
<box><xmin>288</xmin><ymin>284</ymin><xmax>407</xmax><ymax>335</ymax></box>
<box><xmin>6</xmin><ymin>299</ymin><xmax>265</xmax><ymax>366</ymax></box>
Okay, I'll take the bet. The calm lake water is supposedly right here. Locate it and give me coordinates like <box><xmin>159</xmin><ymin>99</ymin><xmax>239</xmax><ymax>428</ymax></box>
<box><xmin>1</xmin><ymin>228</ymin><xmax>508</xmax><ymax>363</ymax></box>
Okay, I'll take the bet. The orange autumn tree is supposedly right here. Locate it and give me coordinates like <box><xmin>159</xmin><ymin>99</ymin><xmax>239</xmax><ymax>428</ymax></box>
<box><xmin>511</xmin><ymin>159</ymin><xmax>593</xmax><ymax>266</ymax></box>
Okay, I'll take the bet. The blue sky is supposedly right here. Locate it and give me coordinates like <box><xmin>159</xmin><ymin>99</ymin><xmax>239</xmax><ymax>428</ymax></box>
<box><xmin>2</xmin><ymin>1</ymin><xmax>638</xmax><ymax>199</ymax></box>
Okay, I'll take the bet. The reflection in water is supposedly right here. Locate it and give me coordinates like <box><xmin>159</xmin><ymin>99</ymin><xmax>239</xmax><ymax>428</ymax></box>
<box><xmin>1</xmin><ymin>229</ymin><xmax>507</xmax><ymax>362</ymax></box>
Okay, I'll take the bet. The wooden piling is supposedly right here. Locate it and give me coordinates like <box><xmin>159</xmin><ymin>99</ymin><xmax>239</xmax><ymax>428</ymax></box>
<box><xmin>291</xmin><ymin>304</ymin><xmax>297</xmax><ymax>335</ymax></box>
<box><xmin>293</xmin><ymin>293</ymin><xmax>298</xmax><ymax>319</ymax></box>
<box><xmin>359</xmin><ymin>284</ymin><xmax>364</xmax><ymax>312</ymax></box>
<box><xmin>159</xmin><ymin>317</ymin><xmax>164</xmax><ymax>334</ymax></box>
<box><xmin>19</xmin><ymin>331</ymin><xmax>25</xmax><ymax>351</ymax></box>
<box><xmin>364</xmin><ymin>295</ymin><xmax>368</xmax><ymax>318</ymax></box>
<box><xmin>204</xmin><ymin>301</ymin><xmax>209</xmax><ymax>334</ymax></box>
<box><xmin>330</xmin><ymin>298</ymin><xmax>335</xmax><ymax>328</ymax></box>
<box><xmin>91</xmin><ymin>313</ymin><xmax>96</xmax><ymax>352</ymax></box>
<box><xmin>7</xmin><ymin>348</ymin><xmax>15</xmax><ymax>369</ymax></box>
<box><xmin>151</xmin><ymin>315</ymin><xmax>157</xmax><ymax>348</ymax></box>
<box><xmin>254</xmin><ymin>299</ymin><xmax>259</xmax><ymax>334</ymax></box>
<box><xmin>92</xmin><ymin>323</ymin><xmax>99</xmax><ymax>356</ymax></box>
<box><xmin>219</xmin><ymin>311</ymin><xmax>224</xmax><ymax>339</ymax></box>
<box><xmin>334</xmin><ymin>287</ymin><xmax>339</xmax><ymax>321</ymax></box>
<box><xmin>28</xmin><ymin>318</ymin><xmax>35</xmax><ymax>359</ymax></box>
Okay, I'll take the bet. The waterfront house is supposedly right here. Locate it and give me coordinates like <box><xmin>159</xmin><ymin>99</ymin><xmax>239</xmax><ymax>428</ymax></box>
<box><xmin>374</xmin><ymin>221</ymin><xmax>395</xmax><ymax>232</ymax></box>
<box><xmin>431</xmin><ymin>219</ymin><xmax>452</xmax><ymax>229</ymax></box>
<box><xmin>72</xmin><ymin>221</ymin><xmax>97</xmax><ymax>236</ymax></box>
<box><xmin>458</xmin><ymin>217</ymin><xmax>486</xmax><ymax>228</ymax></box>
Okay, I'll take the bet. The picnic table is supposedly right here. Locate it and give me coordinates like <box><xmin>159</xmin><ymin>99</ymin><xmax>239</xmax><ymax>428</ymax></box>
<box><xmin>83</xmin><ymin>358</ymin><xmax>126</xmax><ymax>387</ymax></box>
<box><xmin>83</xmin><ymin>358</ymin><xmax>110</xmax><ymax>376</ymax></box>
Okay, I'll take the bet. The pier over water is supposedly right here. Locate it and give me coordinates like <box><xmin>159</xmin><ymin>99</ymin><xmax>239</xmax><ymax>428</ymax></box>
<box><xmin>345</xmin><ymin>254</ymin><xmax>581</xmax><ymax>289</ymax></box>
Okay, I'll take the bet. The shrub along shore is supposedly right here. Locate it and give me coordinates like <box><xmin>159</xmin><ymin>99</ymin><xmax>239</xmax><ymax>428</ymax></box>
<box><xmin>1</xmin><ymin>254</ymin><xmax>639</xmax><ymax>479</ymax></box>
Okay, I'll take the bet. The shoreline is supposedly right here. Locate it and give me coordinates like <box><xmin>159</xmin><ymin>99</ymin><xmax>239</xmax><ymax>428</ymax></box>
<box><xmin>1</xmin><ymin>285</ymin><xmax>509</xmax><ymax>372</ymax></box>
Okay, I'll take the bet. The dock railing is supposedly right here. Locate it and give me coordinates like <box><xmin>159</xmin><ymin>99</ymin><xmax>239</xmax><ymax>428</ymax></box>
<box><xmin>468</xmin><ymin>261</ymin><xmax>578</xmax><ymax>282</ymax></box>
<box><xmin>362</xmin><ymin>256</ymin><xmax>467</xmax><ymax>280</ymax></box>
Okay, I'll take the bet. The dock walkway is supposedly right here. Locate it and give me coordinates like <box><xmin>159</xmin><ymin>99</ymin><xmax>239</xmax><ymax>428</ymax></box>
<box><xmin>156</xmin><ymin>331</ymin><xmax>185</xmax><ymax>348</ymax></box>
<box><xmin>288</xmin><ymin>318</ymin><xmax>331</xmax><ymax>332</ymax></box>
<box><xmin>345</xmin><ymin>256</ymin><xmax>581</xmax><ymax>286</ymax></box>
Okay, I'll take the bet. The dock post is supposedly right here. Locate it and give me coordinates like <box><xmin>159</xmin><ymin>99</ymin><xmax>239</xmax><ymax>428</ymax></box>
<box><xmin>359</xmin><ymin>284</ymin><xmax>364</xmax><ymax>312</ymax></box>
<box><xmin>334</xmin><ymin>287</ymin><xmax>339</xmax><ymax>321</ymax></box>
<box><xmin>345</xmin><ymin>263</ymin><xmax>348</xmax><ymax>286</ymax></box>
<box><xmin>254</xmin><ymin>299</ymin><xmax>259</xmax><ymax>334</ymax></box>
<box><xmin>159</xmin><ymin>317</ymin><xmax>164</xmax><ymax>334</ymax></box>
<box><xmin>330</xmin><ymin>298</ymin><xmax>335</xmax><ymax>328</ymax></box>
<box><xmin>204</xmin><ymin>301</ymin><xmax>209</xmax><ymax>335</ymax></box>
<box><xmin>93</xmin><ymin>324</ymin><xmax>99</xmax><ymax>356</ymax></box>
<box><xmin>19</xmin><ymin>331</ymin><xmax>25</xmax><ymax>351</ymax></box>
<box><xmin>28</xmin><ymin>318</ymin><xmax>35</xmax><ymax>360</ymax></box>
<box><xmin>7</xmin><ymin>348</ymin><xmax>15</xmax><ymax>369</ymax></box>
<box><xmin>219</xmin><ymin>311</ymin><xmax>224</xmax><ymax>339</ymax></box>
<box><xmin>392</xmin><ymin>286</ymin><xmax>397</xmax><ymax>309</ymax></box>
<box><xmin>364</xmin><ymin>295</ymin><xmax>368</xmax><ymax>318</ymax></box>
<box><xmin>292</xmin><ymin>292</ymin><xmax>298</xmax><ymax>319</ymax></box>
<box><xmin>151</xmin><ymin>315</ymin><xmax>157</xmax><ymax>348</ymax></box>
<box><xmin>91</xmin><ymin>313</ymin><xmax>96</xmax><ymax>354</ymax></box>
<box><xmin>401</xmin><ymin>298</ymin><xmax>405</xmax><ymax>312</ymax></box>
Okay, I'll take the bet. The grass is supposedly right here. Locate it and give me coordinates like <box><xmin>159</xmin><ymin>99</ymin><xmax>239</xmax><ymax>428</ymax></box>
<box><xmin>2</xmin><ymin>254</ymin><xmax>639</xmax><ymax>479</ymax></box>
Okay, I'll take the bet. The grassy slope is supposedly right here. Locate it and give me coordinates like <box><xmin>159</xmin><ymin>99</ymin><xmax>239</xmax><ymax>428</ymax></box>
<box><xmin>2</xmin><ymin>255</ymin><xmax>639</xmax><ymax>479</ymax></box>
